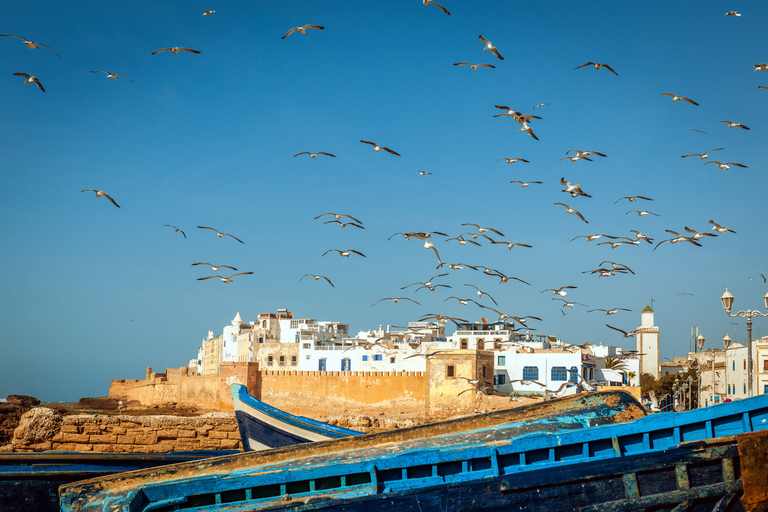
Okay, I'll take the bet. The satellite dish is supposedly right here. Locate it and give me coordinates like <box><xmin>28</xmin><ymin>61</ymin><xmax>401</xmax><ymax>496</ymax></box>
<box><xmin>481</xmin><ymin>317</ymin><xmax>488</xmax><ymax>323</ymax></box>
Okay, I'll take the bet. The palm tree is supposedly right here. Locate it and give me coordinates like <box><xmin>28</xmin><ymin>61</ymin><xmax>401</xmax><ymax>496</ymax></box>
<box><xmin>624</xmin><ymin>370</ymin><xmax>637</xmax><ymax>386</ymax></box>
<box><xmin>604</xmin><ymin>356</ymin><xmax>628</xmax><ymax>372</ymax></box>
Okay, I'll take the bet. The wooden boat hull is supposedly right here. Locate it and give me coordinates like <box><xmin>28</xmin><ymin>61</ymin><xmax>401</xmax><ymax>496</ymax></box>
<box><xmin>231</xmin><ymin>384</ymin><xmax>361</xmax><ymax>451</ymax></box>
<box><xmin>60</xmin><ymin>390</ymin><xmax>648</xmax><ymax>511</ymax></box>
<box><xmin>0</xmin><ymin>451</ymin><xmax>237</xmax><ymax>512</ymax></box>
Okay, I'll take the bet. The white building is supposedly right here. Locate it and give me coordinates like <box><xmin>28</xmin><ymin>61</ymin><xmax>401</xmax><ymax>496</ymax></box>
<box><xmin>636</xmin><ymin>305</ymin><xmax>660</xmax><ymax>379</ymax></box>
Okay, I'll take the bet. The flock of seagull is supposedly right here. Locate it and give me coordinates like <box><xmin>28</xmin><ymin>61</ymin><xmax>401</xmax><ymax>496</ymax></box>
<box><xmin>7</xmin><ymin>5</ymin><xmax>765</xmax><ymax>398</ymax></box>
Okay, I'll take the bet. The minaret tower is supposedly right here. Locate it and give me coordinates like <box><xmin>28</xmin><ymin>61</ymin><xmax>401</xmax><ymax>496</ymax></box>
<box><xmin>637</xmin><ymin>305</ymin><xmax>660</xmax><ymax>379</ymax></box>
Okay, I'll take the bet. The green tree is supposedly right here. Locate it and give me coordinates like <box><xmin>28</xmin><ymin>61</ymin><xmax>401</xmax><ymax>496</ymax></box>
<box><xmin>604</xmin><ymin>356</ymin><xmax>628</xmax><ymax>372</ymax></box>
<box><xmin>640</xmin><ymin>373</ymin><xmax>656</xmax><ymax>398</ymax></box>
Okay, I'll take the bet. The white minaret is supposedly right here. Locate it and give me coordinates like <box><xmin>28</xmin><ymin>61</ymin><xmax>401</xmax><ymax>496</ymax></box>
<box><xmin>636</xmin><ymin>305</ymin><xmax>660</xmax><ymax>379</ymax></box>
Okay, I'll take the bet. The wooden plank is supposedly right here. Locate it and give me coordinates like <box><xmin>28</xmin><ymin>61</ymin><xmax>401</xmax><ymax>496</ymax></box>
<box><xmin>622</xmin><ymin>473</ymin><xmax>639</xmax><ymax>500</ymax></box>
<box><xmin>737</xmin><ymin>429</ymin><xmax>768</xmax><ymax>509</ymax></box>
<box><xmin>675</xmin><ymin>463</ymin><xmax>690</xmax><ymax>490</ymax></box>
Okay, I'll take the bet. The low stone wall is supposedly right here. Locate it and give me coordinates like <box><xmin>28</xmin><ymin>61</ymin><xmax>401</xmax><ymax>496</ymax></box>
<box><xmin>3</xmin><ymin>407</ymin><xmax>242</xmax><ymax>453</ymax></box>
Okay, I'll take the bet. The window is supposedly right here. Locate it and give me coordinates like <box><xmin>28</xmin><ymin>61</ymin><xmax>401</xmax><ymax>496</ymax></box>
<box><xmin>764</xmin><ymin>360</ymin><xmax>768</xmax><ymax>371</ymax></box>
<box><xmin>744</xmin><ymin>384</ymin><xmax>747</xmax><ymax>394</ymax></box>
<box><xmin>318</xmin><ymin>358</ymin><xmax>327</xmax><ymax>371</ymax></box>
<box><xmin>341</xmin><ymin>358</ymin><xmax>351</xmax><ymax>371</ymax></box>
<box><xmin>498</xmin><ymin>356</ymin><xmax>506</xmax><ymax>366</ymax></box>
<box><xmin>291</xmin><ymin>355</ymin><xmax>297</xmax><ymax>367</ymax></box>
<box><xmin>447</xmin><ymin>365</ymin><xmax>455</xmax><ymax>378</ymax></box>
<box><xmin>496</xmin><ymin>374</ymin><xmax>506</xmax><ymax>385</ymax></box>
<box><xmin>477</xmin><ymin>339</ymin><xmax>485</xmax><ymax>350</ymax></box>
<box><xmin>460</xmin><ymin>339</ymin><xmax>468</xmax><ymax>349</ymax></box>
<box><xmin>570</xmin><ymin>367</ymin><xmax>578</xmax><ymax>384</ymax></box>
<box><xmin>279</xmin><ymin>355</ymin><xmax>285</xmax><ymax>366</ymax></box>
<box><xmin>362</xmin><ymin>355</ymin><xmax>368</xmax><ymax>361</ymax></box>
<box><xmin>764</xmin><ymin>384</ymin><xmax>768</xmax><ymax>394</ymax></box>
<box><xmin>494</xmin><ymin>338</ymin><xmax>501</xmax><ymax>349</ymax></box>
<box><xmin>258</xmin><ymin>337</ymin><xmax>264</xmax><ymax>344</ymax></box>
<box><xmin>482</xmin><ymin>366</ymin><xmax>487</xmax><ymax>378</ymax></box>
<box><xmin>373</xmin><ymin>354</ymin><xmax>383</xmax><ymax>361</ymax></box>
<box><xmin>303</xmin><ymin>343</ymin><xmax>311</xmax><ymax>349</ymax></box>
<box><xmin>390</xmin><ymin>357</ymin><xmax>396</xmax><ymax>363</ymax></box>
<box><xmin>267</xmin><ymin>355</ymin><xmax>274</xmax><ymax>366</ymax></box>
<box><xmin>551</xmin><ymin>367</ymin><xmax>567</xmax><ymax>381</ymax></box>
<box><xmin>733</xmin><ymin>361</ymin><xmax>735</xmax><ymax>371</ymax></box>
<box><xmin>744</xmin><ymin>360</ymin><xmax>747</xmax><ymax>370</ymax></box>
<box><xmin>522</xmin><ymin>366</ymin><xmax>539</xmax><ymax>381</ymax></box>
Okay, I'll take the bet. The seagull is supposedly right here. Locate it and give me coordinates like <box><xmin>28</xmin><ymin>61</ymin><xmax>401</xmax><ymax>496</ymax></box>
<box><xmin>519</xmin><ymin>122</ymin><xmax>539</xmax><ymax>140</ymax></box>
<box><xmin>401</xmin><ymin>273</ymin><xmax>449</xmax><ymax>290</ymax></box>
<box><xmin>533</xmin><ymin>103</ymin><xmax>548</xmax><ymax>109</ymax></box>
<box><xmin>418</xmin><ymin>170</ymin><xmax>432</xmax><ymax>175</ymax></box>
<box><xmin>197</xmin><ymin>272</ymin><xmax>253</xmax><ymax>283</ymax></box>
<box><xmin>677</xmin><ymin>292</ymin><xmax>694</xmax><ymax>296</ymax></box>
<box><xmin>574</xmin><ymin>62</ymin><xmax>617</xmax><ymax>76</ymax></box>
<box><xmin>600</xmin><ymin>261</ymin><xmax>635</xmax><ymax>274</ymax></box>
<box><xmin>509</xmin><ymin>180</ymin><xmax>542</xmax><ymax>188</ymax></box>
<box><xmin>653</xmin><ymin>231</ymin><xmax>702</xmax><ymax>250</ymax></box>
<box><xmin>164</xmin><ymin>224</ymin><xmax>186</xmax><ymax>238</ymax></box>
<box><xmin>461</xmin><ymin>223</ymin><xmax>504</xmax><ymax>237</ymax></box>
<box><xmin>419</xmin><ymin>314</ymin><xmax>468</xmax><ymax>326</ymax></box>
<box><xmin>570</xmin><ymin>234</ymin><xmax>616</xmax><ymax>243</ymax></box>
<box><xmin>721</xmin><ymin>120</ymin><xmax>750</xmax><ymax>130</ymax></box>
<box><xmin>315</xmin><ymin>212</ymin><xmax>363</xmax><ymax>224</ymax></box>
<box><xmin>560</xmin><ymin>178</ymin><xmax>592</xmax><ymax>198</ymax></box>
<box><xmin>615</xmin><ymin>195</ymin><xmax>653</xmax><ymax>204</ymax></box>
<box><xmin>661</xmin><ymin>93</ymin><xmax>698</xmax><ymax>105</ymax></box>
<box><xmin>300</xmin><ymin>274</ymin><xmax>334</xmax><ymax>287</ymax></box>
<box><xmin>705</xmin><ymin>161</ymin><xmax>748</xmax><ymax>170</ymax></box>
<box><xmin>690</xmin><ymin>129</ymin><xmax>707</xmax><ymax>134</ymax></box>
<box><xmin>709</xmin><ymin>220</ymin><xmax>736</xmax><ymax>234</ymax></box>
<box><xmin>755</xmin><ymin>63</ymin><xmax>768</xmax><ymax>72</ymax></box>
<box><xmin>491</xmin><ymin>240</ymin><xmax>532</xmax><ymax>250</ymax></box>
<box><xmin>281</xmin><ymin>25</ymin><xmax>324</xmax><ymax>40</ymax></box>
<box><xmin>202</xmin><ymin>10</ymin><xmax>215</xmax><ymax>15</ymax></box>
<box><xmin>482</xmin><ymin>268</ymin><xmax>530</xmax><ymax>285</ymax></box>
<box><xmin>192</xmin><ymin>262</ymin><xmax>237</xmax><ymax>272</ymax></box>
<box><xmin>445</xmin><ymin>296</ymin><xmax>481</xmax><ymax>306</ymax></box>
<box><xmin>561</xmin><ymin>149</ymin><xmax>606</xmax><ymax>162</ymax></box>
<box><xmin>0</xmin><ymin>34</ymin><xmax>60</xmax><ymax>57</ymax></box>
<box><xmin>541</xmin><ymin>286</ymin><xmax>577</xmax><ymax>297</ymax></box>
<box><xmin>324</xmin><ymin>220</ymin><xmax>365</xmax><ymax>229</ymax></box>
<box><xmin>606</xmin><ymin>324</ymin><xmax>641</xmax><ymax>338</ymax></box>
<box><xmin>684</xmin><ymin>226</ymin><xmax>718</xmax><ymax>240</ymax></box>
<box><xmin>478</xmin><ymin>35</ymin><xmax>504</xmax><ymax>60</ymax></box>
<box><xmin>446</xmin><ymin>235</ymin><xmax>481</xmax><ymax>246</ymax></box>
<box><xmin>151</xmin><ymin>47</ymin><xmax>201</xmax><ymax>55</ymax></box>
<box><xmin>681</xmin><ymin>148</ymin><xmax>724</xmax><ymax>160</ymax></box>
<box><xmin>372</xmin><ymin>297</ymin><xmax>420</xmax><ymax>306</ymax></box>
<box><xmin>415</xmin><ymin>283</ymin><xmax>452</xmax><ymax>292</ymax></box>
<box><xmin>360</xmin><ymin>140</ymin><xmax>400</xmax><ymax>155</ymax></box>
<box><xmin>493</xmin><ymin>105</ymin><xmax>522</xmax><ymax>117</ymax></box>
<box><xmin>90</xmin><ymin>71</ymin><xmax>134</xmax><ymax>82</ymax></box>
<box><xmin>81</xmin><ymin>189</ymin><xmax>119</xmax><ymax>207</ymax></box>
<box><xmin>13</xmin><ymin>73</ymin><xmax>45</xmax><ymax>92</ymax></box>
<box><xmin>588</xmin><ymin>307</ymin><xmax>631</xmax><ymax>315</ymax></box>
<box><xmin>453</xmin><ymin>62</ymin><xmax>495</xmax><ymax>70</ymax></box>
<box><xmin>760</xmin><ymin>86</ymin><xmax>768</xmax><ymax>90</ymax></box>
<box><xmin>597</xmin><ymin>240</ymin><xmax>632</xmax><ymax>249</ymax></box>
<box><xmin>404</xmin><ymin>350</ymin><xmax>451</xmax><ymax>360</ymax></box>
<box><xmin>464</xmin><ymin>284</ymin><xmax>498</xmax><ymax>305</ymax></box>
<box><xmin>629</xmin><ymin>230</ymin><xmax>654</xmax><ymax>244</ymax></box>
<box><xmin>423</xmin><ymin>0</ymin><xmax>451</xmax><ymax>15</ymax></box>
<box><xmin>197</xmin><ymin>226</ymin><xmax>244</xmax><ymax>243</ymax></box>
<box><xmin>626</xmin><ymin>210</ymin><xmax>660</xmax><ymax>217</ymax></box>
<box><xmin>498</xmin><ymin>157</ymin><xmax>529</xmax><ymax>164</ymax></box>
<box><xmin>583</xmin><ymin>265</ymin><xmax>630</xmax><ymax>276</ymax></box>
<box><xmin>294</xmin><ymin>151</ymin><xmax>335</xmax><ymax>159</ymax></box>
<box><xmin>555</xmin><ymin>203</ymin><xmax>588</xmax><ymax>223</ymax></box>
<box><xmin>322</xmin><ymin>249</ymin><xmax>366</xmax><ymax>258</ymax></box>
<box><xmin>553</xmin><ymin>298</ymin><xmax>588</xmax><ymax>309</ymax></box>
<box><xmin>726</xmin><ymin>11</ymin><xmax>741</xmax><ymax>16</ymax></box>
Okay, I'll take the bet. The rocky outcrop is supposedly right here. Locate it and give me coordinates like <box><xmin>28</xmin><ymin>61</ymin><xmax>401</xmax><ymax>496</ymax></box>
<box><xmin>6</xmin><ymin>395</ymin><xmax>40</xmax><ymax>407</ymax></box>
<box><xmin>12</xmin><ymin>407</ymin><xmax>63</xmax><ymax>449</ymax></box>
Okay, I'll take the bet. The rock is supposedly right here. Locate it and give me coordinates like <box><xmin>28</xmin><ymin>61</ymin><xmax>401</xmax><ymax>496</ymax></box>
<box><xmin>12</xmin><ymin>407</ymin><xmax>64</xmax><ymax>448</ymax></box>
<box><xmin>6</xmin><ymin>395</ymin><xmax>40</xmax><ymax>407</ymax></box>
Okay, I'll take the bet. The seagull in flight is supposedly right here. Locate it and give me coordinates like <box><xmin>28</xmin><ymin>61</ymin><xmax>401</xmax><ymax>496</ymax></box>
<box><xmin>360</xmin><ymin>140</ymin><xmax>400</xmax><ymax>155</ymax></box>
<box><xmin>653</xmin><ymin>231</ymin><xmax>702</xmax><ymax>250</ymax></box>
<box><xmin>294</xmin><ymin>151</ymin><xmax>335</xmax><ymax>159</ymax></box>
<box><xmin>498</xmin><ymin>158</ymin><xmax>529</xmax><ymax>164</ymax></box>
<box><xmin>661</xmin><ymin>93</ymin><xmax>699</xmax><ymax>105</ymax></box>
<box><xmin>588</xmin><ymin>307</ymin><xmax>631</xmax><ymax>315</ymax></box>
<box><xmin>709</xmin><ymin>220</ymin><xmax>736</xmax><ymax>234</ymax></box>
<box><xmin>541</xmin><ymin>286</ymin><xmax>577</xmax><ymax>297</ymax></box>
<box><xmin>491</xmin><ymin>240</ymin><xmax>532</xmax><ymax>250</ymax></box>
<box><xmin>418</xmin><ymin>170</ymin><xmax>432</xmax><ymax>175</ymax></box>
<box><xmin>705</xmin><ymin>161</ymin><xmax>748</xmax><ymax>170</ymax></box>
<box><xmin>570</xmin><ymin>234</ymin><xmax>615</xmax><ymax>243</ymax></box>
<box><xmin>281</xmin><ymin>25</ymin><xmax>324</xmax><ymax>39</ymax></box>
<box><xmin>464</xmin><ymin>284</ymin><xmax>498</xmax><ymax>305</ymax></box>
<box><xmin>461</xmin><ymin>223</ymin><xmax>504</xmax><ymax>237</ymax></box>
<box><xmin>372</xmin><ymin>297</ymin><xmax>421</xmax><ymax>306</ymax></box>
<box><xmin>600</xmin><ymin>261</ymin><xmax>635</xmax><ymax>274</ymax></box>
<box><xmin>445</xmin><ymin>296</ymin><xmax>481</xmax><ymax>307</ymax></box>
<box><xmin>684</xmin><ymin>226</ymin><xmax>718</xmax><ymax>240</ymax></box>
<box><xmin>721</xmin><ymin>120</ymin><xmax>750</xmax><ymax>130</ymax></box>
<box><xmin>560</xmin><ymin>178</ymin><xmax>592</xmax><ymax>198</ymax></box>
<box><xmin>322</xmin><ymin>249</ymin><xmax>366</xmax><ymax>258</ymax></box>
<box><xmin>81</xmin><ymin>189</ymin><xmax>120</xmax><ymax>207</ymax></box>
<box><xmin>615</xmin><ymin>195</ymin><xmax>653</xmax><ymax>205</ymax></box>
<box><xmin>164</xmin><ymin>224</ymin><xmax>186</xmax><ymax>238</ymax></box>
<box><xmin>324</xmin><ymin>219</ymin><xmax>364</xmax><ymax>229</ymax></box>
<box><xmin>13</xmin><ymin>73</ymin><xmax>45</xmax><ymax>92</ymax></box>
<box><xmin>300</xmin><ymin>274</ymin><xmax>334</xmax><ymax>287</ymax></box>
<box><xmin>629</xmin><ymin>230</ymin><xmax>654</xmax><ymax>244</ymax></box>
<box><xmin>478</xmin><ymin>35</ymin><xmax>504</xmax><ymax>60</ymax></box>
<box><xmin>681</xmin><ymin>148</ymin><xmax>723</xmax><ymax>160</ymax></box>
<box><xmin>423</xmin><ymin>0</ymin><xmax>451</xmax><ymax>15</ymax></box>
<box><xmin>1</xmin><ymin>34</ymin><xmax>60</xmax><ymax>57</ymax></box>
<box><xmin>626</xmin><ymin>210</ymin><xmax>660</xmax><ymax>217</ymax></box>
<box><xmin>606</xmin><ymin>324</ymin><xmax>641</xmax><ymax>338</ymax></box>
<box><xmin>533</xmin><ymin>103</ymin><xmax>548</xmax><ymax>109</ymax></box>
<box><xmin>574</xmin><ymin>62</ymin><xmax>618</xmax><ymax>76</ymax></box>
<box><xmin>509</xmin><ymin>180</ymin><xmax>542</xmax><ymax>188</ymax></box>
<box><xmin>151</xmin><ymin>47</ymin><xmax>201</xmax><ymax>55</ymax></box>
<box><xmin>192</xmin><ymin>262</ymin><xmax>237</xmax><ymax>272</ymax></box>
<box><xmin>453</xmin><ymin>62</ymin><xmax>495</xmax><ymax>71</ymax></box>
<box><xmin>561</xmin><ymin>149</ymin><xmax>606</xmax><ymax>162</ymax></box>
<box><xmin>315</xmin><ymin>212</ymin><xmax>363</xmax><ymax>224</ymax></box>
<box><xmin>755</xmin><ymin>63</ymin><xmax>768</xmax><ymax>72</ymax></box>
<box><xmin>197</xmin><ymin>226</ymin><xmax>244</xmax><ymax>243</ymax></box>
<box><xmin>554</xmin><ymin>298</ymin><xmax>588</xmax><ymax>309</ymax></box>
<box><xmin>90</xmin><ymin>71</ymin><xmax>134</xmax><ymax>82</ymax></box>
<box><xmin>555</xmin><ymin>203</ymin><xmax>588</xmax><ymax>223</ymax></box>
<box><xmin>726</xmin><ymin>11</ymin><xmax>741</xmax><ymax>17</ymax></box>
<box><xmin>202</xmin><ymin>10</ymin><xmax>215</xmax><ymax>15</ymax></box>
<box><xmin>197</xmin><ymin>272</ymin><xmax>253</xmax><ymax>284</ymax></box>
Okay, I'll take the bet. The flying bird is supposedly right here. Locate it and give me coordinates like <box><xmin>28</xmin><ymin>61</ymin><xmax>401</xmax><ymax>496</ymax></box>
<box><xmin>315</xmin><ymin>212</ymin><xmax>363</xmax><ymax>224</ymax></box>
<box><xmin>478</xmin><ymin>35</ymin><xmax>504</xmax><ymax>60</ymax></box>
<box><xmin>360</xmin><ymin>140</ymin><xmax>400</xmax><ymax>155</ymax></box>
<box><xmin>509</xmin><ymin>180</ymin><xmax>542</xmax><ymax>188</ymax></box>
<box><xmin>614</xmin><ymin>195</ymin><xmax>653</xmax><ymax>204</ymax></box>
<box><xmin>90</xmin><ymin>71</ymin><xmax>134</xmax><ymax>82</ymax></box>
<box><xmin>498</xmin><ymin>157</ymin><xmax>529</xmax><ymax>164</ymax></box>
<box><xmin>653</xmin><ymin>231</ymin><xmax>702</xmax><ymax>250</ymax></box>
<box><xmin>755</xmin><ymin>63</ymin><xmax>768</xmax><ymax>72</ymax></box>
<box><xmin>464</xmin><ymin>284</ymin><xmax>498</xmax><ymax>305</ymax></box>
<box><xmin>324</xmin><ymin>219</ymin><xmax>365</xmax><ymax>229</ymax></box>
<box><xmin>574</xmin><ymin>62</ymin><xmax>617</xmax><ymax>76</ymax></box>
<box><xmin>726</xmin><ymin>11</ymin><xmax>741</xmax><ymax>17</ymax></box>
<box><xmin>13</xmin><ymin>73</ymin><xmax>45</xmax><ymax>92</ymax></box>
<box><xmin>690</xmin><ymin>129</ymin><xmax>707</xmax><ymax>134</ymax></box>
<box><xmin>560</xmin><ymin>178</ymin><xmax>592</xmax><ymax>198</ymax></box>
<box><xmin>300</xmin><ymin>274</ymin><xmax>334</xmax><ymax>287</ymax></box>
<box><xmin>661</xmin><ymin>93</ymin><xmax>698</xmax><ymax>105</ymax></box>
<box><xmin>192</xmin><ymin>262</ymin><xmax>237</xmax><ymax>272</ymax></box>
<box><xmin>554</xmin><ymin>298</ymin><xmax>588</xmax><ymax>309</ymax></box>
<box><xmin>721</xmin><ymin>120</ymin><xmax>750</xmax><ymax>130</ymax></box>
<box><xmin>197</xmin><ymin>272</ymin><xmax>253</xmax><ymax>283</ymax></box>
<box><xmin>680</xmin><ymin>148</ymin><xmax>723</xmax><ymax>160</ymax></box>
<box><xmin>629</xmin><ymin>230</ymin><xmax>654</xmax><ymax>244</ymax></box>
<box><xmin>588</xmin><ymin>308</ymin><xmax>631</xmax><ymax>315</ymax></box>
<box><xmin>555</xmin><ymin>203</ymin><xmax>588</xmax><ymax>223</ymax></box>
<box><xmin>202</xmin><ymin>10</ymin><xmax>215</xmax><ymax>15</ymax></box>
<box><xmin>709</xmin><ymin>220</ymin><xmax>736</xmax><ymax>234</ymax></box>
<box><xmin>533</xmin><ymin>103</ymin><xmax>548</xmax><ymax>109</ymax></box>
<box><xmin>684</xmin><ymin>226</ymin><xmax>718</xmax><ymax>240</ymax></box>
<box><xmin>423</xmin><ymin>0</ymin><xmax>451</xmax><ymax>15</ymax></box>
<box><xmin>196</xmin><ymin>226</ymin><xmax>244</xmax><ymax>243</ymax></box>
<box><xmin>281</xmin><ymin>25</ymin><xmax>324</xmax><ymax>39</ymax></box>
<box><xmin>626</xmin><ymin>210</ymin><xmax>660</xmax><ymax>217</ymax></box>
<box><xmin>164</xmin><ymin>224</ymin><xmax>186</xmax><ymax>238</ymax></box>
<box><xmin>294</xmin><ymin>151</ymin><xmax>335</xmax><ymax>159</ymax></box>
<box><xmin>561</xmin><ymin>149</ymin><xmax>605</xmax><ymax>162</ymax></box>
<box><xmin>418</xmin><ymin>170</ymin><xmax>432</xmax><ymax>175</ymax></box>
<box><xmin>81</xmin><ymin>189</ymin><xmax>120</xmax><ymax>208</ymax></box>
<box><xmin>705</xmin><ymin>161</ymin><xmax>748</xmax><ymax>170</ymax></box>
<box><xmin>372</xmin><ymin>297</ymin><xmax>420</xmax><ymax>306</ymax></box>
<box><xmin>606</xmin><ymin>324</ymin><xmax>641</xmax><ymax>338</ymax></box>
<box><xmin>444</xmin><ymin>296</ymin><xmax>481</xmax><ymax>307</ymax></box>
<box><xmin>1</xmin><ymin>34</ymin><xmax>60</xmax><ymax>57</ymax></box>
<box><xmin>541</xmin><ymin>286</ymin><xmax>577</xmax><ymax>297</ymax></box>
<box><xmin>151</xmin><ymin>47</ymin><xmax>201</xmax><ymax>55</ymax></box>
<box><xmin>570</xmin><ymin>234</ymin><xmax>616</xmax><ymax>243</ymax></box>
<box><xmin>491</xmin><ymin>240</ymin><xmax>532</xmax><ymax>250</ymax></box>
<box><xmin>453</xmin><ymin>62</ymin><xmax>495</xmax><ymax>71</ymax></box>
<box><xmin>461</xmin><ymin>223</ymin><xmax>504</xmax><ymax>237</ymax></box>
<box><xmin>322</xmin><ymin>249</ymin><xmax>366</xmax><ymax>258</ymax></box>
<box><xmin>600</xmin><ymin>261</ymin><xmax>635</xmax><ymax>274</ymax></box>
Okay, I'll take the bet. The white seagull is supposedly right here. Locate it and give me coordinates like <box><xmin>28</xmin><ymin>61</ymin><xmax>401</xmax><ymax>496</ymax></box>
<box><xmin>1</xmin><ymin>34</ymin><xmax>60</xmax><ymax>57</ymax></box>
<box><xmin>300</xmin><ymin>274</ymin><xmax>334</xmax><ymax>287</ymax></box>
<box><xmin>680</xmin><ymin>148</ymin><xmax>723</xmax><ymax>160</ymax></box>
<box><xmin>151</xmin><ymin>47</ymin><xmax>200</xmax><ymax>55</ymax></box>
<box><xmin>478</xmin><ymin>35</ymin><xmax>504</xmax><ymax>60</ymax></box>
<box><xmin>721</xmin><ymin>120</ymin><xmax>750</xmax><ymax>130</ymax></box>
<box><xmin>709</xmin><ymin>220</ymin><xmax>736</xmax><ymax>234</ymax></box>
<box><xmin>574</xmin><ymin>62</ymin><xmax>617</xmax><ymax>76</ymax></box>
<box><xmin>281</xmin><ymin>25</ymin><xmax>324</xmax><ymax>40</ymax></box>
<box><xmin>661</xmin><ymin>93</ymin><xmax>698</xmax><ymax>105</ymax></box>
<box><xmin>360</xmin><ymin>140</ymin><xmax>400</xmax><ymax>155</ymax></box>
<box><xmin>81</xmin><ymin>189</ymin><xmax>120</xmax><ymax>207</ymax></box>
<box><xmin>90</xmin><ymin>71</ymin><xmax>133</xmax><ymax>82</ymax></box>
<box><xmin>193</xmin><ymin>262</ymin><xmax>237</xmax><ymax>272</ymax></box>
<box><xmin>453</xmin><ymin>62</ymin><xmax>495</xmax><ymax>71</ymax></box>
<box><xmin>423</xmin><ymin>0</ymin><xmax>450</xmax><ymax>15</ymax></box>
<box><xmin>294</xmin><ymin>151</ymin><xmax>335</xmax><ymax>159</ymax></box>
<box><xmin>555</xmin><ymin>203</ymin><xmax>588</xmax><ymax>223</ymax></box>
<box><xmin>13</xmin><ymin>73</ymin><xmax>45</xmax><ymax>92</ymax></box>
<box><xmin>196</xmin><ymin>226</ymin><xmax>244</xmax><ymax>243</ymax></box>
<box><xmin>705</xmin><ymin>161</ymin><xmax>747</xmax><ymax>170</ymax></box>
<box><xmin>197</xmin><ymin>272</ymin><xmax>253</xmax><ymax>283</ymax></box>
<box><xmin>322</xmin><ymin>249</ymin><xmax>366</xmax><ymax>258</ymax></box>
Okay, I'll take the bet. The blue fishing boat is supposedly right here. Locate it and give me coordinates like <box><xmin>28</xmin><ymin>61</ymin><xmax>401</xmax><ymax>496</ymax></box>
<box><xmin>59</xmin><ymin>390</ymin><xmax>650</xmax><ymax>511</ymax></box>
<box><xmin>0</xmin><ymin>450</ymin><xmax>238</xmax><ymax>512</ymax></box>
<box><xmin>231</xmin><ymin>383</ymin><xmax>361</xmax><ymax>451</ymax></box>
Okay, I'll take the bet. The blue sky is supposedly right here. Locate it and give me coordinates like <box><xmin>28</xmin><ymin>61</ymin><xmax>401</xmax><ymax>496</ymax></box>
<box><xmin>2</xmin><ymin>2</ymin><xmax>767</xmax><ymax>402</ymax></box>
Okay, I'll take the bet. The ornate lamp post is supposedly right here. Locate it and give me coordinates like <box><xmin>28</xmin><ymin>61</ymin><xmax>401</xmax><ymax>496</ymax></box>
<box><xmin>723</xmin><ymin>334</ymin><xmax>731</xmax><ymax>400</ymax></box>
<box><xmin>720</xmin><ymin>290</ymin><xmax>768</xmax><ymax>398</ymax></box>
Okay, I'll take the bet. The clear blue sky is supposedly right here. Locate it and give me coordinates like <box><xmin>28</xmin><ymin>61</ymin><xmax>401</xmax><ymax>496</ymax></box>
<box><xmin>2</xmin><ymin>2</ymin><xmax>767</xmax><ymax>402</ymax></box>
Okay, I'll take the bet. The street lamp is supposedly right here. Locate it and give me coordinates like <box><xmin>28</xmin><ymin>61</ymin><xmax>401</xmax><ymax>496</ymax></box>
<box><xmin>720</xmin><ymin>289</ymin><xmax>768</xmax><ymax>397</ymax></box>
<box><xmin>696</xmin><ymin>334</ymin><xmax>705</xmax><ymax>351</ymax></box>
<box><xmin>723</xmin><ymin>334</ymin><xmax>731</xmax><ymax>400</ymax></box>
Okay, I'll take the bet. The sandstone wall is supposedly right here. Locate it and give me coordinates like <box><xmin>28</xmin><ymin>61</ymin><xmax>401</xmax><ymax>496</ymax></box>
<box><xmin>4</xmin><ymin>408</ymin><xmax>241</xmax><ymax>453</ymax></box>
